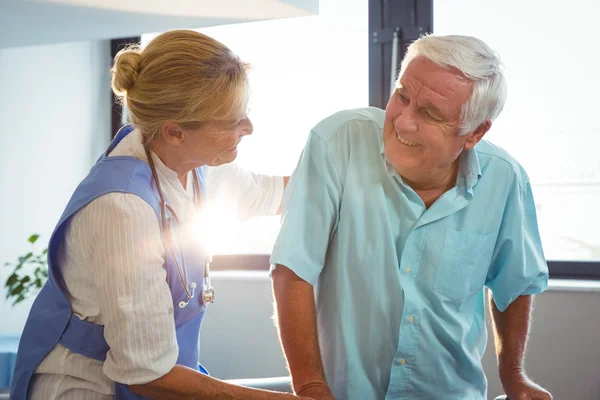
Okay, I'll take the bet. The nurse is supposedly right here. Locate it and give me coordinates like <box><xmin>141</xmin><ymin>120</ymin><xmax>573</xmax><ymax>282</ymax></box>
<box><xmin>11</xmin><ymin>29</ymin><xmax>304</xmax><ymax>400</ymax></box>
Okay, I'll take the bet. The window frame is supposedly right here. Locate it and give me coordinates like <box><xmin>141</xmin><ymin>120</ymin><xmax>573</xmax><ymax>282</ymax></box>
<box><xmin>366</xmin><ymin>0</ymin><xmax>599</xmax><ymax>280</ymax></box>
<box><xmin>110</xmin><ymin>9</ymin><xmax>599</xmax><ymax>280</ymax></box>
<box><xmin>210</xmin><ymin>257</ymin><xmax>600</xmax><ymax>281</ymax></box>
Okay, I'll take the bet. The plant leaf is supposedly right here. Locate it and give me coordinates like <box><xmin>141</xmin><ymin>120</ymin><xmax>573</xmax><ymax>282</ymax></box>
<box><xmin>10</xmin><ymin>282</ymin><xmax>25</xmax><ymax>296</ymax></box>
<box><xmin>13</xmin><ymin>294</ymin><xmax>26</xmax><ymax>306</ymax></box>
<box><xmin>28</xmin><ymin>234</ymin><xmax>40</xmax><ymax>244</ymax></box>
<box><xmin>17</xmin><ymin>252</ymin><xmax>32</xmax><ymax>266</ymax></box>
<box><xmin>5</xmin><ymin>273</ymin><xmax>19</xmax><ymax>288</ymax></box>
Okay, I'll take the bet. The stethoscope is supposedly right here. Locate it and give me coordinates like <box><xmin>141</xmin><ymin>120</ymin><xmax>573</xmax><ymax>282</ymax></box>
<box><xmin>145</xmin><ymin>145</ymin><xmax>215</xmax><ymax>309</ymax></box>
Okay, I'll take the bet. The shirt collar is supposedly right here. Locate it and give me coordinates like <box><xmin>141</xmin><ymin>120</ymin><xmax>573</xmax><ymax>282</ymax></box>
<box><xmin>459</xmin><ymin>146</ymin><xmax>482</xmax><ymax>194</ymax></box>
<box><xmin>130</xmin><ymin>129</ymin><xmax>193</xmax><ymax>199</ymax></box>
<box><xmin>379</xmin><ymin>136</ymin><xmax>482</xmax><ymax>193</ymax></box>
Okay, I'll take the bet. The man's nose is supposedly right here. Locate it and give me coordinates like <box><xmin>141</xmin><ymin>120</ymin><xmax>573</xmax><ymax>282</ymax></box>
<box><xmin>394</xmin><ymin>108</ymin><xmax>417</xmax><ymax>133</ymax></box>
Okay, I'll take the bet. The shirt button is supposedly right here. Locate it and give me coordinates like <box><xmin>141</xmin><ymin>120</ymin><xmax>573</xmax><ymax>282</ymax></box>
<box><xmin>408</xmin><ymin>315</ymin><xmax>415</xmax><ymax>323</ymax></box>
<box><xmin>399</xmin><ymin>359</ymin><xmax>407</xmax><ymax>365</ymax></box>
<box><xmin>404</xmin><ymin>267</ymin><xmax>411</xmax><ymax>274</ymax></box>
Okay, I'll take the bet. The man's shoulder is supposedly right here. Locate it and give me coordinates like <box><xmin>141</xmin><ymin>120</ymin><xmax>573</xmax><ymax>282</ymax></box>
<box><xmin>311</xmin><ymin>107</ymin><xmax>385</xmax><ymax>143</ymax></box>
<box><xmin>475</xmin><ymin>140</ymin><xmax>530</xmax><ymax>187</ymax></box>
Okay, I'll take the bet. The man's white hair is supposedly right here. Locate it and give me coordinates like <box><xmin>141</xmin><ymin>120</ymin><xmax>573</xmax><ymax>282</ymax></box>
<box><xmin>398</xmin><ymin>34</ymin><xmax>507</xmax><ymax>136</ymax></box>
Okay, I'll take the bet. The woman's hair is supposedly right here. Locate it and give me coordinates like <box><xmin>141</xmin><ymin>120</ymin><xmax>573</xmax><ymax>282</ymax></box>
<box><xmin>398</xmin><ymin>34</ymin><xmax>507</xmax><ymax>135</ymax></box>
<box><xmin>111</xmin><ymin>29</ymin><xmax>251</xmax><ymax>143</ymax></box>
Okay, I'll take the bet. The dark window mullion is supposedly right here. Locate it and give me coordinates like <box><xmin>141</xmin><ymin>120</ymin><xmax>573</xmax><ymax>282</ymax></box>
<box><xmin>109</xmin><ymin>36</ymin><xmax>141</xmax><ymax>139</ymax></box>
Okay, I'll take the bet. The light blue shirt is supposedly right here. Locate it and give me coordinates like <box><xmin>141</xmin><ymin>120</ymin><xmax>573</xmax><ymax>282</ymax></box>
<box><xmin>270</xmin><ymin>107</ymin><xmax>548</xmax><ymax>400</ymax></box>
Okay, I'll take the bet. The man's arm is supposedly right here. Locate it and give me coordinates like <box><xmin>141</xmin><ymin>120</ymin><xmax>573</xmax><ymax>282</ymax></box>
<box><xmin>272</xmin><ymin>265</ymin><xmax>334</xmax><ymax>399</ymax></box>
<box><xmin>490</xmin><ymin>295</ymin><xmax>552</xmax><ymax>399</ymax></box>
<box><xmin>130</xmin><ymin>364</ymin><xmax>303</xmax><ymax>400</ymax></box>
<box><xmin>269</xmin><ymin>130</ymin><xmax>342</xmax><ymax>399</ymax></box>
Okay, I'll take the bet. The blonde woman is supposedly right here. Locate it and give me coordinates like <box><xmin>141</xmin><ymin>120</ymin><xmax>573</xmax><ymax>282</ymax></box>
<box><xmin>11</xmin><ymin>30</ymin><xmax>304</xmax><ymax>400</ymax></box>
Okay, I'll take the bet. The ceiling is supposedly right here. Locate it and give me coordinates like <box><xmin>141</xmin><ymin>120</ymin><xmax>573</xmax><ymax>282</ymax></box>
<box><xmin>0</xmin><ymin>0</ymin><xmax>319</xmax><ymax>49</ymax></box>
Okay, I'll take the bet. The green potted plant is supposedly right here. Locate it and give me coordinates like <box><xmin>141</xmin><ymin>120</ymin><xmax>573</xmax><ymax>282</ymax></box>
<box><xmin>4</xmin><ymin>234</ymin><xmax>48</xmax><ymax>306</ymax></box>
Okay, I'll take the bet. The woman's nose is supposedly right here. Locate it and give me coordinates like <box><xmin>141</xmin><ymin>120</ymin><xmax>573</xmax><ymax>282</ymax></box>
<box><xmin>239</xmin><ymin>118</ymin><xmax>253</xmax><ymax>136</ymax></box>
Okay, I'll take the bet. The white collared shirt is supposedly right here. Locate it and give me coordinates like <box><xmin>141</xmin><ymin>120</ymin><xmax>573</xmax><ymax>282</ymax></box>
<box><xmin>29</xmin><ymin>129</ymin><xmax>283</xmax><ymax>399</ymax></box>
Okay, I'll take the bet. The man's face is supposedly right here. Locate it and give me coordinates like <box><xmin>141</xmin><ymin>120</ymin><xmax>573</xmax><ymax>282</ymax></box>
<box><xmin>383</xmin><ymin>57</ymin><xmax>485</xmax><ymax>180</ymax></box>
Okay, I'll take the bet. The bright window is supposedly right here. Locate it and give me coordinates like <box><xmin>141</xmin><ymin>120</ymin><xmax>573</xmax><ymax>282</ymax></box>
<box><xmin>143</xmin><ymin>0</ymin><xmax>369</xmax><ymax>255</ymax></box>
<box><xmin>434</xmin><ymin>0</ymin><xmax>600</xmax><ymax>262</ymax></box>
<box><xmin>142</xmin><ymin>0</ymin><xmax>600</xmax><ymax>263</ymax></box>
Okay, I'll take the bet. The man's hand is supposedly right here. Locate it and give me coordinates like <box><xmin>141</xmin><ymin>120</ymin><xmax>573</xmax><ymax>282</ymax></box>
<box><xmin>295</xmin><ymin>381</ymin><xmax>335</xmax><ymax>400</ymax></box>
<box><xmin>501</xmin><ymin>371</ymin><xmax>552</xmax><ymax>400</ymax></box>
<box><xmin>490</xmin><ymin>295</ymin><xmax>551</xmax><ymax>400</ymax></box>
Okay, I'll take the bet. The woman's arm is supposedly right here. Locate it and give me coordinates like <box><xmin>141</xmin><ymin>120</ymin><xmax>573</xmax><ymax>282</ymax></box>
<box><xmin>130</xmin><ymin>365</ymin><xmax>300</xmax><ymax>400</ymax></box>
<box><xmin>85</xmin><ymin>193</ymin><xmax>179</xmax><ymax>383</ymax></box>
<box><xmin>86</xmin><ymin>194</ymin><xmax>304</xmax><ymax>399</ymax></box>
<box><xmin>276</xmin><ymin>176</ymin><xmax>290</xmax><ymax>215</ymax></box>
<box><xmin>205</xmin><ymin>163</ymin><xmax>289</xmax><ymax>219</ymax></box>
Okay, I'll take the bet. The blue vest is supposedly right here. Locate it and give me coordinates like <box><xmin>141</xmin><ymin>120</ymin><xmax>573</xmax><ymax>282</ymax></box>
<box><xmin>10</xmin><ymin>126</ymin><xmax>209</xmax><ymax>400</ymax></box>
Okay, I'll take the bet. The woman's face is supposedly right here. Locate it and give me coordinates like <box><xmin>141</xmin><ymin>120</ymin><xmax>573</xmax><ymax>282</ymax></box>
<box><xmin>180</xmin><ymin>116</ymin><xmax>254</xmax><ymax>167</ymax></box>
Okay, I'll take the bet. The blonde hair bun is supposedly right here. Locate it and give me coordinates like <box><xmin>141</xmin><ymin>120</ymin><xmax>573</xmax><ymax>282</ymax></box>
<box><xmin>110</xmin><ymin>30</ymin><xmax>250</xmax><ymax>142</ymax></box>
<box><xmin>111</xmin><ymin>47</ymin><xmax>142</xmax><ymax>96</ymax></box>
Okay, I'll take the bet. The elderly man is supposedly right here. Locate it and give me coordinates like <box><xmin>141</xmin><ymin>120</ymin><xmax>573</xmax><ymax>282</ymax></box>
<box><xmin>270</xmin><ymin>35</ymin><xmax>552</xmax><ymax>400</ymax></box>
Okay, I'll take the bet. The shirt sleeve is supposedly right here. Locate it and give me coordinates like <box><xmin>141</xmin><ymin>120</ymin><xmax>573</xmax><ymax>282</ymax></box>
<box><xmin>205</xmin><ymin>163</ymin><xmax>284</xmax><ymax>220</ymax></box>
<box><xmin>77</xmin><ymin>193</ymin><xmax>178</xmax><ymax>384</ymax></box>
<box><xmin>269</xmin><ymin>131</ymin><xmax>343</xmax><ymax>286</ymax></box>
<box><xmin>485</xmin><ymin>180</ymin><xmax>549</xmax><ymax>312</ymax></box>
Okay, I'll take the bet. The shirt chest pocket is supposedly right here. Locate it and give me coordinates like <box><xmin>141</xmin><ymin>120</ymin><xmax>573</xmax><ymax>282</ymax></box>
<box><xmin>433</xmin><ymin>228</ymin><xmax>496</xmax><ymax>303</ymax></box>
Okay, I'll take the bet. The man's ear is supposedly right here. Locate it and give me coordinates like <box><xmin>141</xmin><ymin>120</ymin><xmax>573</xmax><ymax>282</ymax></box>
<box><xmin>464</xmin><ymin>120</ymin><xmax>492</xmax><ymax>150</ymax></box>
<box><xmin>160</xmin><ymin>122</ymin><xmax>185</xmax><ymax>145</ymax></box>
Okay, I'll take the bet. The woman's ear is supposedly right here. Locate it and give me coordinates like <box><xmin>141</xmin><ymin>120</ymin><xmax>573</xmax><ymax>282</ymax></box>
<box><xmin>160</xmin><ymin>122</ymin><xmax>185</xmax><ymax>145</ymax></box>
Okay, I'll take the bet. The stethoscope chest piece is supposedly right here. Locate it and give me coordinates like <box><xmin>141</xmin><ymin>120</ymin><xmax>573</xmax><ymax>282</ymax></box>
<box><xmin>202</xmin><ymin>255</ymin><xmax>215</xmax><ymax>303</ymax></box>
<box><xmin>203</xmin><ymin>284</ymin><xmax>215</xmax><ymax>303</ymax></box>
<box><xmin>178</xmin><ymin>277</ymin><xmax>214</xmax><ymax>308</ymax></box>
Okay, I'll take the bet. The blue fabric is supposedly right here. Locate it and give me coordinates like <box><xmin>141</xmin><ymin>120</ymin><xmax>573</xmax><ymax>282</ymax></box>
<box><xmin>0</xmin><ymin>334</ymin><xmax>19</xmax><ymax>390</ymax></box>
<box><xmin>270</xmin><ymin>107</ymin><xmax>549</xmax><ymax>400</ymax></box>
<box><xmin>11</xmin><ymin>126</ymin><xmax>209</xmax><ymax>400</ymax></box>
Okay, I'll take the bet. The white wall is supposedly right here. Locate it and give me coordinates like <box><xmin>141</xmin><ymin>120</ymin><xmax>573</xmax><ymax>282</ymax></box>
<box><xmin>482</xmin><ymin>288</ymin><xmax>600</xmax><ymax>400</ymax></box>
<box><xmin>0</xmin><ymin>40</ymin><xmax>111</xmax><ymax>334</ymax></box>
<box><xmin>201</xmin><ymin>273</ymin><xmax>600</xmax><ymax>400</ymax></box>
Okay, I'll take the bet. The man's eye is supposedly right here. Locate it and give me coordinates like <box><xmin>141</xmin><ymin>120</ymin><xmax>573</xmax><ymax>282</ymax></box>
<box><xmin>397</xmin><ymin>92</ymin><xmax>409</xmax><ymax>103</ymax></box>
<box><xmin>421</xmin><ymin>109</ymin><xmax>441</xmax><ymax>121</ymax></box>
